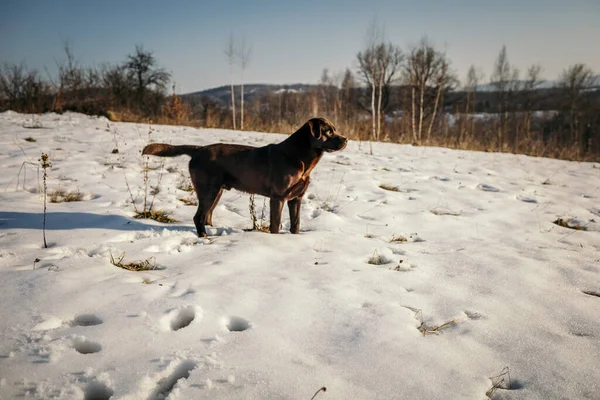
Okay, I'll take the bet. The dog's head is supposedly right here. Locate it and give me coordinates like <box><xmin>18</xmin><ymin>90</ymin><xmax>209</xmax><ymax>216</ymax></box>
<box><xmin>306</xmin><ymin>117</ymin><xmax>348</xmax><ymax>153</ymax></box>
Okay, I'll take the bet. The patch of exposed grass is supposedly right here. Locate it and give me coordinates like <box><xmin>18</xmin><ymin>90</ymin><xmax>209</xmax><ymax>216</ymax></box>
<box><xmin>379</xmin><ymin>183</ymin><xmax>399</xmax><ymax>192</ymax></box>
<box><xmin>178</xmin><ymin>196</ymin><xmax>197</xmax><ymax>206</ymax></box>
<box><xmin>110</xmin><ymin>251</ymin><xmax>157</xmax><ymax>271</ymax></box>
<box><xmin>367</xmin><ymin>249</ymin><xmax>392</xmax><ymax>265</ymax></box>
<box><xmin>414</xmin><ymin>309</ymin><xmax>460</xmax><ymax>336</ymax></box>
<box><xmin>24</xmin><ymin>137</ymin><xmax>37</xmax><ymax>142</ymax></box>
<box><xmin>49</xmin><ymin>188</ymin><xmax>85</xmax><ymax>203</ymax></box>
<box><xmin>553</xmin><ymin>218</ymin><xmax>587</xmax><ymax>231</ymax></box>
<box><xmin>176</xmin><ymin>177</ymin><xmax>194</xmax><ymax>192</ymax></box>
<box><xmin>390</xmin><ymin>235</ymin><xmax>408</xmax><ymax>243</ymax></box>
<box><xmin>133</xmin><ymin>210</ymin><xmax>178</xmax><ymax>223</ymax></box>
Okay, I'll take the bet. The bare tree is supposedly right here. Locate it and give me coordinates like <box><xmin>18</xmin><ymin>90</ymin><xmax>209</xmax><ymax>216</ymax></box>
<box><xmin>224</xmin><ymin>34</ymin><xmax>237</xmax><ymax>129</ymax></box>
<box><xmin>124</xmin><ymin>45</ymin><xmax>170</xmax><ymax>107</ymax></box>
<box><xmin>521</xmin><ymin>64</ymin><xmax>543</xmax><ymax>144</ymax></box>
<box><xmin>490</xmin><ymin>45</ymin><xmax>517</xmax><ymax>151</ymax></box>
<box><xmin>375</xmin><ymin>43</ymin><xmax>403</xmax><ymax>141</ymax></box>
<box><xmin>356</xmin><ymin>20</ymin><xmax>402</xmax><ymax>151</ymax></box>
<box><xmin>403</xmin><ymin>37</ymin><xmax>451</xmax><ymax>143</ymax></box>
<box><xmin>559</xmin><ymin>63</ymin><xmax>597</xmax><ymax>155</ymax></box>
<box><xmin>237</xmin><ymin>37</ymin><xmax>252</xmax><ymax>130</ymax></box>
<box><xmin>460</xmin><ymin>65</ymin><xmax>484</xmax><ymax>144</ymax></box>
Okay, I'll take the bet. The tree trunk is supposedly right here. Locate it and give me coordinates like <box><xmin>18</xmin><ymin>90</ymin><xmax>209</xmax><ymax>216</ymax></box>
<box><xmin>240</xmin><ymin>71</ymin><xmax>244</xmax><ymax>130</ymax></box>
<box><xmin>376</xmin><ymin>78</ymin><xmax>384</xmax><ymax>141</ymax></box>
<box><xmin>230</xmin><ymin>68</ymin><xmax>236</xmax><ymax>130</ymax></box>
<box><xmin>370</xmin><ymin>82</ymin><xmax>376</xmax><ymax>154</ymax></box>
<box><xmin>418</xmin><ymin>81</ymin><xmax>425</xmax><ymax>143</ymax></box>
<box><xmin>411</xmin><ymin>86</ymin><xmax>417</xmax><ymax>142</ymax></box>
<box><xmin>427</xmin><ymin>85</ymin><xmax>442</xmax><ymax>141</ymax></box>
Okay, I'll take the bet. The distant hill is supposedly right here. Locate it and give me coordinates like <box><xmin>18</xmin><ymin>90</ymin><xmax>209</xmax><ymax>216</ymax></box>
<box><xmin>181</xmin><ymin>84</ymin><xmax>318</xmax><ymax>106</ymax></box>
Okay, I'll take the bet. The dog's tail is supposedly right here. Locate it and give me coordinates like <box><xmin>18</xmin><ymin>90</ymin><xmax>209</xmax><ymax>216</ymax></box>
<box><xmin>142</xmin><ymin>143</ymin><xmax>204</xmax><ymax>158</ymax></box>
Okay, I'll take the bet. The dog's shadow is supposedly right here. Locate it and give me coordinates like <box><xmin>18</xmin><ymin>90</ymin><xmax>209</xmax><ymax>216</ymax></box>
<box><xmin>0</xmin><ymin>211</ymin><xmax>194</xmax><ymax>233</ymax></box>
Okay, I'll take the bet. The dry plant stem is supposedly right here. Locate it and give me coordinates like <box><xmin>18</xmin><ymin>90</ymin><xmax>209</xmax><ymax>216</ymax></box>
<box><xmin>310</xmin><ymin>387</ymin><xmax>327</xmax><ymax>400</ymax></box>
<box><xmin>148</xmin><ymin>158</ymin><xmax>165</xmax><ymax>211</ymax></box>
<box><xmin>39</xmin><ymin>152</ymin><xmax>51</xmax><ymax>248</ymax></box>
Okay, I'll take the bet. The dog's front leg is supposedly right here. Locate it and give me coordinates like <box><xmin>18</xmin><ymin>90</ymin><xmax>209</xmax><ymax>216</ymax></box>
<box><xmin>269</xmin><ymin>197</ymin><xmax>284</xmax><ymax>234</ymax></box>
<box><xmin>288</xmin><ymin>197</ymin><xmax>302</xmax><ymax>234</ymax></box>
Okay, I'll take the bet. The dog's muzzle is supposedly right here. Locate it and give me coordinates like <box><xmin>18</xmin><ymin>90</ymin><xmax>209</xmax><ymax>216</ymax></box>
<box><xmin>325</xmin><ymin>136</ymin><xmax>348</xmax><ymax>152</ymax></box>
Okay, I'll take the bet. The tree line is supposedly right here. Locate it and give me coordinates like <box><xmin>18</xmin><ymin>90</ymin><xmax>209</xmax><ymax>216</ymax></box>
<box><xmin>1</xmin><ymin>37</ymin><xmax>599</xmax><ymax>161</ymax></box>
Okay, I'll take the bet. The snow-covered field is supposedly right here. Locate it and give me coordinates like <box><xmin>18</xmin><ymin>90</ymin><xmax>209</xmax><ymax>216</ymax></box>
<box><xmin>0</xmin><ymin>111</ymin><xmax>599</xmax><ymax>400</ymax></box>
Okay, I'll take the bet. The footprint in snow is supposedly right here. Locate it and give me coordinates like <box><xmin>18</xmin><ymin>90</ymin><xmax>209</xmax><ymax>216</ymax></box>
<box><xmin>225</xmin><ymin>316</ymin><xmax>252</xmax><ymax>332</ymax></box>
<box><xmin>162</xmin><ymin>305</ymin><xmax>200</xmax><ymax>332</ymax></box>
<box><xmin>84</xmin><ymin>380</ymin><xmax>114</xmax><ymax>400</ymax></box>
<box><xmin>477</xmin><ymin>184</ymin><xmax>499</xmax><ymax>192</ymax></box>
<box><xmin>464</xmin><ymin>310</ymin><xmax>485</xmax><ymax>320</ymax></box>
<box><xmin>72</xmin><ymin>314</ymin><xmax>103</xmax><ymax>327</ymax></box>
<box><xmin>516</xmin><ymin>194</ymin><xmax>537</xmax><ymax>203</ymax></box>
<box><xmin>73</xmin><ymin>336</ymin><xmax>102</xmax><ymax>354</ymax></box>
<box><xmin>150</xmin><ymin>360</ymin><xmax>197</xmax><ymax>400</ymax></box>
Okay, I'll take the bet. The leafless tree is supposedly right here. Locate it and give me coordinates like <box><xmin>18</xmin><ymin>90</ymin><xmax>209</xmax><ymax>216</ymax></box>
<box><xmin>559</xmin><ymin>63</ymin><xmax>597</xmax><ymax>155</ymax></box>
<box><xmin>124</xmin><ymin>45</ymin><xmax>170</xmax><ymax>105</ymax></box>
<box><xmin>356</xmin><ymin>20</ymin><xmax>402</xmax><ymax>151</ymax></box>
<box><xmin>460</xmin><ymin>65</ymin><xmax>484</xmax><ymax>144</ymax></box>
<box><xmin>403</xmin><ymin>37</ymin><xmax>452</xmax><ymax>143</ymax></box>
<box><xmin>237</xmin><ymin>37</ymin><xmax>252</xmax><ymax>130</ymax></box>
<box><xmin>521</xmin><ymin>64</ymin><xmax>543</xmax><ymax>144</ymax></box>
<box><xmin>490</xmin><ymin>45</ymin><xmax>518</xmax><ymax>151</ymax></box>
<box><xmin>224</xmin><ymin>34</ymin><xmax>237</xmax><ymax>129</ymax></box>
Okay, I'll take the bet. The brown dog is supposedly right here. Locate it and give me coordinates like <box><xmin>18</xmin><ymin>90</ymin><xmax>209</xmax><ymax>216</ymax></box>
<box><xmin>142</xmin><ymin>117</ymin><xmax>347</xmax><ymax>237</ymax></box>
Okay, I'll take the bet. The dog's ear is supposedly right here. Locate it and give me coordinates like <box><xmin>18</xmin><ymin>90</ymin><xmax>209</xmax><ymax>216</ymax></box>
<box><xmin>307</xmin><ymin>119</ymin><xmax>322</xmax><ymax>139</ymax></box>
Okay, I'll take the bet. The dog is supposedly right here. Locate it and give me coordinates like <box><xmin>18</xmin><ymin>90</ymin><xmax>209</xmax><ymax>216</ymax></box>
<box><xmin>142</xmin><ymin>117</ymin><xmax>347</xmax><ymax>237</ymax></box>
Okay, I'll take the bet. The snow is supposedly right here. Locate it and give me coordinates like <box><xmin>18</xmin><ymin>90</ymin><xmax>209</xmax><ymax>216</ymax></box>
<box><xmin>1</xmin><ymin>111</ymin><xmax>599</xmax><ymax>399</ymax></box>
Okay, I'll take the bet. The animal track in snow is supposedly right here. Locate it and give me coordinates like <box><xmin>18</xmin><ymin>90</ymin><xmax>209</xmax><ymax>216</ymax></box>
<box><xmin>476</xmin><ymin>183</ymin><xmax>499</xmax><ymax>192</ymax></box>
<box><xmin>73</xmin><ymin>336</ymin><xmax>102</xmax><ymax>354</ymax></box>
<box><xmin>464</xmin><ymin>310</ymin><xmax>485</xmax><ymax>320</ymax></box>
<box><xmin>84</xmin><ymin>380</ymin><xmax>113</xmax><ymax>400</ymax></box>
<box><xmin>150</xmin><ymin>360</ymin><xmax>197</xmax><ymax>400</ymax></box>
<box><xmin>163</xmin><ymin>306</ymin><xmax>199</xmax><ymax>331</ymax></box>
<box><xmin>72</xmin><ymin>314</ymin><xmax>103</xmax><ymax>327</ymax></box>
<box><xmin>516</xmin><ymin>194</ymin><xmax>537</xmax><ymax>203</ymax></box>
<box><xmin>225</xmin><ymin>316</ymin><xmax>252</xmax><ymax>332</ymax></box>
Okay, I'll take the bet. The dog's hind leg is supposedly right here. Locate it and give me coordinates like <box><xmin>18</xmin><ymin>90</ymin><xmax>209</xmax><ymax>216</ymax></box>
<box><xmin>192</xmin><ymin>184</ymin><xmax>222</xmax><ymax>237</ymax></box>
<box><xmin>287</xmin><ymin>197</ymin><xmax>302</xmax><ymax>234</ymax></box>
<box><xmin>205</xmin><ymin>188</ymin><xmax>223</xmax><ymax>226</ymax></box>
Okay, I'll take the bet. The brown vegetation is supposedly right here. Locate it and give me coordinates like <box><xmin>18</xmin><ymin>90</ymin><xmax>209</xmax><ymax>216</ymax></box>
<box><xmin>1</xmin><ymin>39</ymin><xmax>599</xmax><ymax>162</ymax></box>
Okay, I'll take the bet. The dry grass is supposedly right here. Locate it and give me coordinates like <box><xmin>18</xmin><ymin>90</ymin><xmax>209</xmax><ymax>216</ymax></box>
<box><xmin>49</xmin><ymin>188</ymin><xmax>85</xmax><ymax>203</ymax></box>
<box><xmin>176</xmin><ymin>174</ymin><xmax>194</xmax><ymax>192</ymax></box>
<box><xmin>553</xmin><ymin>218</ymin><xmax>587</xmax><ymax>231</ymax></box>
<box><xmin>178</xmin><ymin>195</ymin><xmax>197</xmax><ymax>206</ymax></box>
<box><xmin>390</xmin><ymin>235</ymin><xmax>408</xmax><ymax>243</ymax></box>
<box><xmin>413</xmin><ymin>309</ymin><xmax>461</xmax><ymax>336</ymax></box>
<box><xmin>379</xmin><ymin>183</ymin><xmax>400</xmax><ymax>192</ymax></box>
<box><xmin>367</xmin><ymin>249</ymin><xmax>392</xmax><ymax>265</ymax></box>
<box><xmin>133</xmin><ymin>210</ymin><xmax>178</xmax><ymax>223</ymax></box>
<box><xmin>24</xmin><ymin>137</ymin><xmax>37</xmax><ymax>142</ymax></box>
<box><xmin>485</xmin><ymin>367</ymin><xmax>512</xmax><ymax>398</ymax></box>
<box><xmin>110</xmin><ymin>251</ymin><xmax>157</xmax><ymax>271</ymax></box>
<box><xmin>248</xmin><ymin>194</ymin><xmax>270</xmax><ymax>232</ymax></box>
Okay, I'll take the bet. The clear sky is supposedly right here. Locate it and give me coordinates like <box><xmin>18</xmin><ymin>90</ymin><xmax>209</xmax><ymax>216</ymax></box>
<box><xmin>1</xmin><ymin>0</ymin><xmax>599</xmax><ymax>94</ymax></box>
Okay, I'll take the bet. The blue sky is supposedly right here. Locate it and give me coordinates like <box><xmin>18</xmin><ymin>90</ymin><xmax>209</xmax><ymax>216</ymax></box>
<box><xmin>2</xmin><ymin>0</ymin><xmax>599</xmax><ymax>93</ymax></box>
